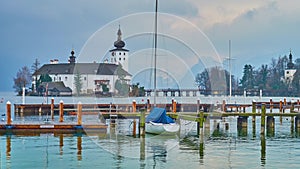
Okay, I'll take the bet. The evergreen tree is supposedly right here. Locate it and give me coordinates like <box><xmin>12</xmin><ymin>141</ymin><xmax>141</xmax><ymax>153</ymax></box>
<box><xmin>74</xmin><ymin>71</ymin><xmax>83</xmax><ymax>96</ymax></box>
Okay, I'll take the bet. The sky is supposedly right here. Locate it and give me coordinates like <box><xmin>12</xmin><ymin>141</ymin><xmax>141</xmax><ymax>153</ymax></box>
<box><xmin>1</xmin><ymin>0</ymin><xmax>300</xmax><ymax>91</ymax></box>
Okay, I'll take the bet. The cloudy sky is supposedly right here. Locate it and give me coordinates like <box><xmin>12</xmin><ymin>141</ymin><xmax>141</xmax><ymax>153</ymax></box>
<box><xmin>1</xmin><ymin>0</ymin><xmax>300</xmax><ymax>91</ymax></box>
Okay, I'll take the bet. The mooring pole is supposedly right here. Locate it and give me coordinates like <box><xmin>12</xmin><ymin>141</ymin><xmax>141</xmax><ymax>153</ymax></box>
<box><xmin>77</xmin><ymin>102</ymin><xmax>82</xmax><ymax>125</ymax></box>
<box><xmin>139</xmin><ymin>110</ymin><xmax>145</xmax><ymax>137</ymax></box>
<box><xmin>173</xmin><ymin>100</ymin><xmax>177</xmax><ymax>113</ymax></box>
<box><xmin>59</xmin><ymin>100</ymin><xmax>64</xmax><ymax>122</ymax></box>
<box><xmin>261</xmin><ymin>103</ymin><xmax>266</xmax><ymax>135</ymax></box>
<box><xmin>132</xmin><ymin>100</ymin><xmax>136</xmax><ymax>113</ymax></box>
<box><xmin>252</xmin><ymin>100</ymin><xmax>256</xmax><ymax>124</ymax></box>
<box><xmin>133</xmin><ymin>100</ymin><xmax>137</xmax><ymax>137</ymax></box>
<box><xmin>6</xmin><ymin>101</ymin><xmax>11</xmax><ymax>125</ymax></box>
<box><xmin>51</xmin><ymin>98</ymin><xmax>54</xmax><ymax>120</ymax></box>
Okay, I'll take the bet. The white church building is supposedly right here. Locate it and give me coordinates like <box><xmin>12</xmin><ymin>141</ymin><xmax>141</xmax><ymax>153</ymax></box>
<box><xmin>32</xmin><ymin>27</ymin><xmax>131</xmax><ymax>96</ymax></box>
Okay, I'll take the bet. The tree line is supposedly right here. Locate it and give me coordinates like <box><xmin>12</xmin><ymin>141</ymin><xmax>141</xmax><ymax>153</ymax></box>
<box><xmin>196</xmin><ymin>54</ymin><xmax>300</xmax><ymax>97</ymax></box>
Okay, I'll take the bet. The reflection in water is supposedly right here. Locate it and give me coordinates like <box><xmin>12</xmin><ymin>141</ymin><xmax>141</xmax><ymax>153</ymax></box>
<box><xmin>261</xmin><ymin>135</ymin><xmax>266</xmax><ymax>166</ymax></box>
<box><xmin>77</xmin><ymin>136</ymin><xmax>82</xmax><ymax>161</ymax></box>
<box><xmin>59</xmin><ymin>134</ymin><xmax>63</xmax><ymax>156</ymax></box>
<box><xmin>6</xmin><ymin>135</ymin><xmax>11</xmax><ymax>160</ymax></box>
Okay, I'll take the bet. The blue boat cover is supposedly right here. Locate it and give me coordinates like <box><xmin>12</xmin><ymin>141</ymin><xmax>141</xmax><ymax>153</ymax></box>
<box><xmin>145</xmin><ymin>107</ymin><xmax>175</xmax><ymax>124</ymax></box>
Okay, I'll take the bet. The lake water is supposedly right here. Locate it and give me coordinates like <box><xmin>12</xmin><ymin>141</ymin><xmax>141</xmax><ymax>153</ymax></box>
<box><xmin>1</xmin><ymin>92</ymin><xmax>300</xmax><ymax>169</ymax></box>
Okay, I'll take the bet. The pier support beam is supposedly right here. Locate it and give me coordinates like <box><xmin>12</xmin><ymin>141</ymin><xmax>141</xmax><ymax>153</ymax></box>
<box><xmin>59</xmin><ymin>100</ymin><xmax>64</xmax><ymax>123</ymax></box>
<box><xmin>237</xmin><ymin>116</ymin><xmax>248</xmax><ymax>136</ymax></box>
<box><xmin>197</xmin><ymin>111</ymin><xmax>204</xmax><ymax>136</ymax></box>
<box><xmin>295</xmin><ymin>115</ymin><xmax>300</xmax><ymax>132</ymax></box>
<box><xmin>6</xmin><ymin>101</ymin><xmax>11</xmax><ymax>125</ymax></box>
<box><xmin>266</xmin><ymin>116</ymin><xmax>275</xmax><ymax>136</ymax></box>
<box><xmin>237</xmin><ymin>116</ymin><xmax>248</xmax><ymax>128</ymax></box>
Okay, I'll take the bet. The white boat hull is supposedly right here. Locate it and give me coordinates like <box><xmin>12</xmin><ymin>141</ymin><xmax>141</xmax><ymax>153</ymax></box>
<box><xmin>145</xmin><ymin>121</ymin><xmax>180</xmax><ymax>135</ymax></box>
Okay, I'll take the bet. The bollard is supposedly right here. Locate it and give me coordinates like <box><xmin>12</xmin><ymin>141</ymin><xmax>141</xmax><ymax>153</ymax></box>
<box><xmin>261</xmin><ymin>104</ymin><xmax>266</xmax><ymax>135</ymax></box>
<box><xmin>132</xmin><ymin>100</ymin><xmax>136</xmax><ymax>113</ymax></box>
<box><xmin>59</xmin><ymin>100</ymin><xmax>64</xmax><ymax>122</ymax></box>
<box><xmin>6</xmin><ymin>101</ymin><xmax>11</xmax><ymax>125</ymax></box>
<box><xmin>77</xmin><ymin>102</ymin><xmax>82</xmax><ymax>125</ymax></box>
<box><xmin>51</xmin><ymin>98</ymin><xmax>54</xmax><ymax>120</ymax></box>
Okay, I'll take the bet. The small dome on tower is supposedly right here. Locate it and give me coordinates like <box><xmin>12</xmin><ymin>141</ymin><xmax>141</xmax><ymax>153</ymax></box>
<box><xmin>113</xmin><ymin>25</ymin><xmax>126</xmax><ymax>49</ymax></box>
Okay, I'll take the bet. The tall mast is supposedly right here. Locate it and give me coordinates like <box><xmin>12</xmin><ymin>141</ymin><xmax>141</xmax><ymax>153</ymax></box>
<box><xmin>229</xmin><ymin>40</ymin><xmax>232</xmax><ymax>98</ymax></box>
<box><xmin>154</xmin><ymin>0</ymin><xmax>158</xmax><ymax>106</ymax></box>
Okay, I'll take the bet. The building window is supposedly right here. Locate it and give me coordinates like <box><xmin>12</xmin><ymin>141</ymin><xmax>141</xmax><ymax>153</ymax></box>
<box><xmin>84</xmin><ymin>77</ymin><xmax>87</xmax><ymax>81</ymax></box>
<box><xmin>287</xmin><ymin>71</ymin><xmax>289</xmax><ymax>74</ymax></box>
<box><xmin>54</xmin><ymin>77</ymin><xmax>56</xmax><ymax>81</ymax></box>
<box><xmin>119</xmin><ymin>52</ymin><xmax>121</xmax><ymax>55</ymax></box>
<box><xmin>119</xmin><ymin>58</ymin><xmax>121</xmax><ymax>61</ymax></box>
<box><xmin>123</xmin><ymin>58</ymin><xmax>125</xmax><ymax>60</ymax></box>
<box><xmin>123</xmin><ymin>52</ymin><xmax>126</xmax><ymax>55</ymax></box>
<box><xmin>65</xmin><ymin>77</ymin><xmax>68</xmax><ymax>81</ymax></box>
<box><xmin>59</xmin><ymin>77</ymin><xmax>61</xmax><ymax>81</ymax></box>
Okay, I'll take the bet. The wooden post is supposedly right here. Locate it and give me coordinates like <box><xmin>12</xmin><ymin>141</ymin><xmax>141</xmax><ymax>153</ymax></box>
<box><xmin>298</xmin><ymin>99</ymin><xmax>300</xmax><ymax>111</ymax></box>
<box><xmin>59</xmin><ymin>100</ymin><xmax>64</xmax><ymax>122</ymax></box>
<box><xmin>266</xmin><ymin>116</ymin><xmax>275</xmax><ymax>136</ymax></box>
<box><xmin>133</xmin><ymin>100</ymin><xmax>137</xmax><ymax>137</ymax></box>
<box><xmin>172</xmin><ymin>100</ymin><xmax>177</xmax><ymax>113</ymax></box>
<box><xmin>261</xmin><ymin>103</ymin><xmax>266</xmax><ymax>135</ymax></box>
<box><xmin>6</xmin><ymin>101</ymin><xmax>12</xmax><ymax>125</ymax></box>
<box><xmin>77</xmin><ymin>102</ymin><xmax>82</xmax><ymax>125</ymax></box>
<box><xmin>279</xmin><ymin>100</ymin><xmax>283</xmax><ymax>113</ymax></box>
<box><xmin>6</xmin><ymin>135</ymin><xmax>11</xmax><ymax>160</ymax></box>
<box><xmin>132</xmin><ymin>100</ymin><xmax>136</xmax><ymax>113</ymax></box>
<box><xmin>291</xmin><ymin>101</ymin><xmax>295</xmax><ymax>113</ymax></box>
<box><xmin>252</xmin><ymin>101</ymin><xmax>256</xmax><ymax>123</ymax></box>
<box><xmin>269</xmin><ymin>98</ymin><xmax>273</xmax><ymax>113</ymax></box>
<box><xmin>147</xmin><ymin>98</ymin><xmax>150</xmax><ymax>112</ymax></box>
<box><xmin>222</xmin><ymin>100</ymin><xmax>226</xmax><ymax>112</ymax></box>
<box><xmin>133</xmin><ymin>119</ymin><xmax>137</xmax><ymax>137</ymax></box>
<box><xmin>51</xmin><ymin>98</ymin><xmax>54</xmax><ymax>120</ymax></box>
<box><xmin>197</xmin><ymin>99</ymin><xmax>200</xmax><ymax>113</ymax></box>
<box><xmin>291</xmin><ymin>116</ymin><xmax>295</xmax><ymax>133</ymax></box>
<box><xmin>139</xmin><ymin>110</ymin><xmax>145</xmax><ymax>137</ymax></box>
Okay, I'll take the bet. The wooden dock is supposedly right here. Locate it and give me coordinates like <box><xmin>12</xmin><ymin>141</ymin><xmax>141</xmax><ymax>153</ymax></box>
<box><xmin>3</xmin><ymin>98</ymin><xmax>300</xmax><ymax>136</ymax></box>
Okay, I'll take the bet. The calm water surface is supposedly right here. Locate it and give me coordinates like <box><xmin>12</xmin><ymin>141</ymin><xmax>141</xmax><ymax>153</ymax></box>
<box><xmin>0</xmin><ymin>92</ymin><xmax>300</xmax><ymax>168</ymax></box>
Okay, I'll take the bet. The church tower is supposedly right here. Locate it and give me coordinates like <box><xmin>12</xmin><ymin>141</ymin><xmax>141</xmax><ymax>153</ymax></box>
<box><xmin>109</xmin><ymin>25</ymin><xmax>129</xmax><ymax>72</ymax></box>
<box><xmin>284</xmin><ymin>50</ymin><xmax>296</xmax><ymax>84</ymax></box>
